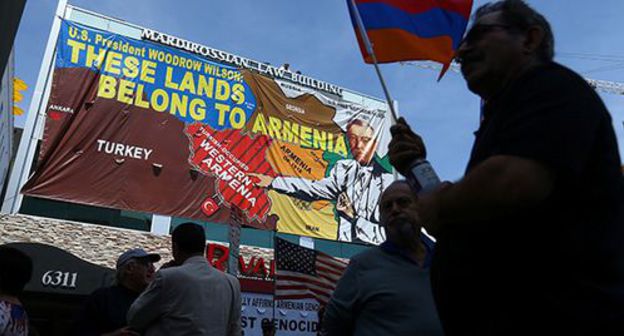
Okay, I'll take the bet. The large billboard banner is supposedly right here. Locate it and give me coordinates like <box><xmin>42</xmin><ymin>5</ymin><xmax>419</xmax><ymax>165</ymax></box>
<box><xmin>23</xmin><ymin>20</ymin><xmax>394</xmax><ymax>244</ymax></box>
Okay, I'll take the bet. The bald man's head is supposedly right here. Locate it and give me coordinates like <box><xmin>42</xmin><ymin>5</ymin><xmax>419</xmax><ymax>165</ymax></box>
<box><xmin>379</xmin><ymin>180</ymin><xmax>421</xmax><ymax>246</ymax></box>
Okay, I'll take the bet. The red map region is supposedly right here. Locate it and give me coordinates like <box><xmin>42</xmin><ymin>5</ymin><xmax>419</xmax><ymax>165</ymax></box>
<box><xmin>185</xmin><ymin>123</ymin><xmax>276</xmax><ymax>222</ymax></box>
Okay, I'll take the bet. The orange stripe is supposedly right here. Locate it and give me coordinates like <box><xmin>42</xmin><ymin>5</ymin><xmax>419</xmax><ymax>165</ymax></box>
<box><xmin>359</xmin><ymin>28</ymin><xmax>455</xmax><ymax>64</ymax></box>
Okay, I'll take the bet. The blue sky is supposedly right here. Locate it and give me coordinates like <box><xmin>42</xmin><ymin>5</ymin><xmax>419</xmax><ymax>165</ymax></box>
<box><xmin>14</xmin><ymin>0</ymin><xmax>624</xmax><ymax>181</ymax></box>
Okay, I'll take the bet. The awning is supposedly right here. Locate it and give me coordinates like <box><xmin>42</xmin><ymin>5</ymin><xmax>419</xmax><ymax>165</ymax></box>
<box><xmin>3</xmin><ymin>242</ymin><xmax>115</xmax><ymax>296</ymax></box>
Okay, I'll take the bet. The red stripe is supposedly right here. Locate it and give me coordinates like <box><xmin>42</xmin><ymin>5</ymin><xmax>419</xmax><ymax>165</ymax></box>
<box><xmin>318</xmin><ymin>251</ymin><xmax>347</xmax><ymax>263</ymax></box>
<box><xmin>317</xmin><ymin>256</ymin><xmax>349</xmax><ymax>270</ymax></box>
<box><xmin>276</xmin><ymin>274</ymin><xmax>335</xmax><ymax>291</ymax></box>
<box><xmin>317</xmin><ymin>275</ymin><xmax>340</xmax><ymax>285</ymax></box>
<box><xmin>221</xmin><ymin>181</ymin><xmax>235</xmax><ymax>204</ymax></box>
<box><xmin>258</xmin><ymin>160</ymin><xmax>273</xmax><ymax>176</ymax></box>
<box><xmin>239</xmin><ymin>135</ymin><xmax>259</xmax><ymax>163</ymax></box>
<box><xmin>275</xmin><ymin>293</ymin><xmax>314</xmax><ymax>300</ymax></box>
<box><xmin>276</xmin><ymin>276</ymin><xmax>336</xmax><ymax>292</ymax></box>
<box><xmin>274</xmin><ymin>293</ymin><xmax>322</xmax><ymax>303</ymax></box>
<box><xmin>316</xmin><ymin>265</ymin><xmax>344</xmax><ymax>278</ymax></box>
<box><xmin>213</xmin><ymin>130</ymin><xmax>236</xmax><ymax>157</ymax></box>
<box><xmin>276</xmin><ymin>279</ymin><xmax>336</xmax><ymax>292</ymax></box>
<box><xmin>275</xmin><ymin>285</ymin><xmax>333</xmax><ymax>297</ymax></box>
<box><xmin>253</xmin><ymin>194</ymin><xmax>269</xmax><ymax>220</ymax></box>
<box><xmin>248</xmin><ymin>140</ymin><xmax>270</xmax><ymax>171</ymax></box>
<box><xmin>356</xmin><ymin>0</ymin><xmax>472</xmax><ymax>19</ymax></box>
<box><xmin>317</xmin><ymin>258</ymin><xmax>348</xmax><ymax>271</ymax></box>
<box><xmin>275</xmin><ymin>288</ymin><xmax>331</xmax><ymax>304</ymax></box>
<box><xmin>319</xmin><ymin>264</ymin><xmax>348</xmax><ymax>274</ymax></box>
<box><xmin>224</xmin><ymin>178</ymin><xmax>244</xmax><ymax>206</ymax></box>
<box><xmin>213</xmin><ymin>128</ymin><xmax>230</xmax><ymax>143</ymax></box>
<box><xmin>226</xmin><ymin>185</ymin><xmax>245</xmax><ymax>208</ymax></box>
<box><xmin>229</xmin><ymin>130</ymin><xmax>246</xmax><ymax>151</ymax></box>
<box><xmin>209</xmin><ymin>127</ymin><xmax>222</xmax><ymax>142</ymax></box>
<box><xmin>238</xmin><ymin>136</ymin><xmax>264</xmax><ymax>215</ymax></box>
<box><xmin>221</xmin><ymin>134</ymin><xmax>249</xmax><ymax>209</ymax></box>
<box><xmin>275</xmin><ymin>294</ymin><xmax>313</xmax><ymax>300</ymax></box>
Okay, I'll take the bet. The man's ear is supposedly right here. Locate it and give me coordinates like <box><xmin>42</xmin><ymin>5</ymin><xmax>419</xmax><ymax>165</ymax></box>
<box><xmin>523</xmin><ymin>25</ymin><xmax>545</xmax><ymax>55</ymax></box>
<box><xmin>121</xmin><ymin>263</ymin><xmax>132</xmax><ymax>277</ymax></box>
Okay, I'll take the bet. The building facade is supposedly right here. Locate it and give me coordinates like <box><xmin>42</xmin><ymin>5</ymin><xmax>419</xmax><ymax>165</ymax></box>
<box><xmin>1</xmin><ymin>3</ymin><xmax>390</xmax><ymax>335</ymax></box>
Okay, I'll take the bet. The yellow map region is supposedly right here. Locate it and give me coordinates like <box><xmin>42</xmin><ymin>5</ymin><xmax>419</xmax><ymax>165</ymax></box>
<box><xmin>270</xmin><ymin>191</ymin><xmax>337</xmax><ymax>240</ymax></box>
<box><xmin>266</xmin><ymin>141</ymin><xmax>337</xmax><ymax>240</ymax></box>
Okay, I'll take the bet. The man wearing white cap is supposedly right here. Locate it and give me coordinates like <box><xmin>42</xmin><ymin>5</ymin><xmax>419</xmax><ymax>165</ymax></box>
<box><xmin>74</xmin><ymin>248</ymin><xmax>160</xmax><ymax>336</ymax></box>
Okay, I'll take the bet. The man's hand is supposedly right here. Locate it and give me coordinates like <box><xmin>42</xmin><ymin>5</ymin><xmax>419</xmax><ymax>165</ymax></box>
<box><xmin>413</xmin><ymin>193</ymin><xmax>440</xmax><ymax>237</ymax></box>
<box><xmin>336</xmin><ymin>192</ymin><xmax>355</xmax><ymax>219</ymax></box>
<box><xmin>388</xmin><ymin>117</ymin><xmax>427</xmax><ymax>175</ymax></box>
<box><xmin>248</xmin><ymin>173</ymin><xmax>274</xmax><ymax>188</ymax></box>
<box><xmin>413</xmin><ymin>181</ymin><xmax>453</xmax><ymax>238</ymax></box>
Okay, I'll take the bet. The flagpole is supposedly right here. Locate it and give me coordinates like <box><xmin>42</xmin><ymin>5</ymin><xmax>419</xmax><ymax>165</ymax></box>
<box><xmin>350</xmin><ymin>0</ymin><xmax>401</xmax><ymax>183</ymax></box>
<box><xmin>349</xmin><ymin>0</ymin><xmax>399</xmax><ymax>124</ymax></box>
<box><xmin>272</xmin><ymin>232</ymin><xmax>277</xmax><ymax>323</ymax></box>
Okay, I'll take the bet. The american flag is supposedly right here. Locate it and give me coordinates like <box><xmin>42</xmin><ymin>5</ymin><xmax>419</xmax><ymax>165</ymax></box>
<box><xmin>274</xmin><ymin>238</ymin><xmax>348</xmax><ymax>305</ymax></box>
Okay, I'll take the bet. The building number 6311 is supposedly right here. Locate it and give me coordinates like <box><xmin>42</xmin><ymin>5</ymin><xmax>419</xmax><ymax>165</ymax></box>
<box><xmin>41</xmin><ymin>270</ymin><xmax>78</xmax><ymax>289</ymax></box>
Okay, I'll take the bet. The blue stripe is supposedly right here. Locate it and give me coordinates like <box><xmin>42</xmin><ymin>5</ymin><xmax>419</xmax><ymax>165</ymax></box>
<box><xmin>357</xmin><ymin>2</ymin><xmax>468</xmax><ymax>49</ymax></box>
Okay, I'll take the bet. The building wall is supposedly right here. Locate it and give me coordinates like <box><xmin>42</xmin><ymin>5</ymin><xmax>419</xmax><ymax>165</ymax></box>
<box><xmin>0</xmin><ymin>213</ymin><xmax>280</xmax><ymax>270</ymax></box>
<box><xmin>0</xmin><ymin>213</ymin><xmax>171</xmax><ymax>269</ymax></box>
<box><xmin>0</xmin><ymin>50</ymin><xmax>14</xmax><ymax>195</ymax></box>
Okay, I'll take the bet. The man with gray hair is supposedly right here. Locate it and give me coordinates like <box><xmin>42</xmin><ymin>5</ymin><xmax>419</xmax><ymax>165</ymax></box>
<box><xmin>389</xmin><ymin>0</ymin><xmax>624</xmax><ymax>334</ymax></box>
<box><xmin>74</xmin><ymin>248</ymin><xmax>160</xmax><ymax>335</ymax></box>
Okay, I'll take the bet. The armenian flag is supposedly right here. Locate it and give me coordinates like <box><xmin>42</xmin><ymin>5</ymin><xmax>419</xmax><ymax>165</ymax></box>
<box><xmin>347</xmin><ymin>0</ymin><xmax>473</xmax><ymax>68</ymax></box>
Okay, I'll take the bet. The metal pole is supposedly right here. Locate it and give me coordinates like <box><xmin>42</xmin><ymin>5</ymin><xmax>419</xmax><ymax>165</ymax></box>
<box><xmin>227</xmin><ymin>207</ymin><xmax>242</xmax><ymax>276</ymax></box>
<box><xmin>350</xmin><ymin>0</ymin><xmax>401</xmax><ymax>184</ymax></box>
<box><xmin>1</xmin><ymin>0</ymin><xmax>68</xmax><ymax>213</ymax></box>
<box><xmin>272</xmin><ymin>232</ymin><xmax>277</xmax><ymax>323</ymax></box>
<box><xmin>349</xmin><ymin>0</ymin><xmax>399</xmax><ymax>123</ymax></box>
